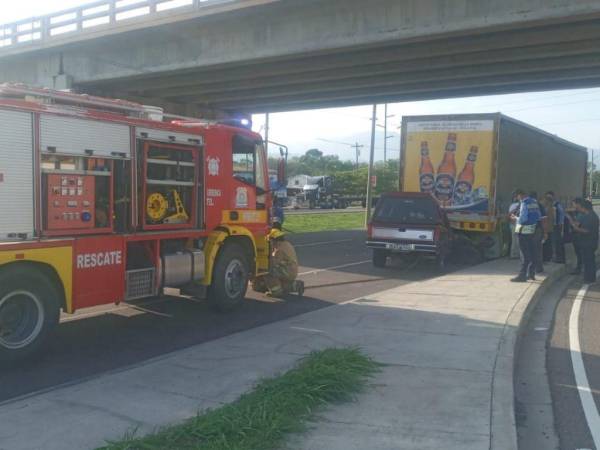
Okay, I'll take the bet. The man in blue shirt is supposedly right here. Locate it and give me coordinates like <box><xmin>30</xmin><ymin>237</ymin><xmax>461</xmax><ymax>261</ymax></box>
<box><xmin>530</xmin><ymin>191</ymin><xmax>546</xmax><ymax>274</ymax></box>
<box><xmin>510</xmin><ymin>189</ymin><xmax>541</xmax><ymax>282</ymax></box>
<box><xmin>545</xmin><ymin>191</ymin><xmax>566</xmax><ymax>263</ymax></box>
<box><xmin>272</xmin><ymin>196</ymin><xmax>285</xmax><ymax>227</ymax></box>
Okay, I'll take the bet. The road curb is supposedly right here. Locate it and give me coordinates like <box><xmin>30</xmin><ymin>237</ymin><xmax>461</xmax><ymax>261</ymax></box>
<box><xmin>490</xmin><ymin>262</ymin><xmax>570</xmax><ymax>450</ymax></box>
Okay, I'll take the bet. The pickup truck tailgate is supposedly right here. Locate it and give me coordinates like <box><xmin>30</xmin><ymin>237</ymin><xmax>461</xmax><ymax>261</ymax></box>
<box><xmin>371</xmin><ymin>227</ymin><xmax>434</xmax><ymax>241</ymax></box>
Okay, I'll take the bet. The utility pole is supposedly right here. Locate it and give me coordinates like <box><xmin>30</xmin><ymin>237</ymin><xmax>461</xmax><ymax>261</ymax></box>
<box><xmin>398</xmin><ymin>122</ymin><xmax>402</xmax><ymax>190</ymax></box>
<box><xmin>317</xmin><ymin>138</ymin><xmax>363</xmax><ymax>170</ymax></box>
<box><xmin>383</xmin><ymin>104</ymin><xmax>388</xmax><ymax>163</ymax></box>
<box><xmin>591</xmin><ymin>148</ymin><xmax>595</xmax><ymax>197</ymax></box>
<box><xmin>264</xmin><ymin>112</ymin><xmax>270</xmax><ymax>155</ymax></box>
<box><xmin>366</xmin><ymin>104</ymin><xmax>377</xmax><ymax>226</ymax></box>
<box><xmin>382</xmin><ymin>104</ymin><xmax>395</xmax><ymax>163</ymax></box>
<box><xmin>352</xmin><ymin>142</ymin><xmax>363</xmax><ymax>169</ymax></box>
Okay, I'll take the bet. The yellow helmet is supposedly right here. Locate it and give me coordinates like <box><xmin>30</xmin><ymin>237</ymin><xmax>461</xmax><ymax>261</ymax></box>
<box><xmin>268</xmin><ymin>228</ymin><xmax>285</xmax><ymax>241</ymax></box>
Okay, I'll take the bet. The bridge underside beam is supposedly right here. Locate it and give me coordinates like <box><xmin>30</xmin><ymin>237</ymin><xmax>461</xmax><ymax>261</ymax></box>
<box><xmin>3</xmin><ymin>0</ymin><xmax>600</xmax><ymax>114</ymax></box>
<box><xmin>85</xmin><ymin>17</ymin><xmax>600</xmax><ymax>113</ymax></box>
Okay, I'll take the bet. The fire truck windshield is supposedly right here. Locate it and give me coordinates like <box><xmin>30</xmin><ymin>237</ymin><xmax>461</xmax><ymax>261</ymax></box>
<box><xmin>232</xmin><ymin>136</ymin><xmax>268</xmax><ymax>204</ymax></box>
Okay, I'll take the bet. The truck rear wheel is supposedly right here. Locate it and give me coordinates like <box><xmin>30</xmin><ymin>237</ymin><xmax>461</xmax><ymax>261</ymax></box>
<box><xmin>372</xmin><ymin>249</ymin><xmax>388</xmax><ymax>268</ymax></box>
<box><xmin>209</xmin><ymin>243</ymin><xmax>250</xmax><ymax>312</ymax></box>
<box><xmin>0</xmin><ymin>267</ymin><xmax>61</xmax><ymax>362</ymax></box>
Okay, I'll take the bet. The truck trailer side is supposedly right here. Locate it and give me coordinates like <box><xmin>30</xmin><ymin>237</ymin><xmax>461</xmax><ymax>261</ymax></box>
<box><xmin>400</xmin><ymin>113</ymin><xmax>587</xmax><ymax>258</ymax></box>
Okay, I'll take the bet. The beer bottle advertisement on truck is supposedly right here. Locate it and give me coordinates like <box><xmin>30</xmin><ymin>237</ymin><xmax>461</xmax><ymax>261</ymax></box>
<box><xmin>406</xmin><ymin>120</ymin><xmax>495</xmax><ymax>214</ymax></box>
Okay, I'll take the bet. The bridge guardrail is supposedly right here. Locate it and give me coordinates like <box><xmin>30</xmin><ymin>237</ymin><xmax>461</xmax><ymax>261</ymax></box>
<box><xmin>0</xmin><ymin>0</ymin><xmax>233</xmax><ymax>53</ymax></box>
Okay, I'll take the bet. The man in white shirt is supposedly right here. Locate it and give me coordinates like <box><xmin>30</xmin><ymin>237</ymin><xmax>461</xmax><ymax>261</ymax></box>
<box><xmin>508</xmin><ymin>193</ymin><xmax>521</xmax><ymax>259</ymax></box>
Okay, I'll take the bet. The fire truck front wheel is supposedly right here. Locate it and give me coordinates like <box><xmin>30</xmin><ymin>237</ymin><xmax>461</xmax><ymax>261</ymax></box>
<box><xmin>209</xmin><ymin>243</ymin><xmax>250</xmax><ymax>312</ymax></box>
<box><xmin>0</xmin><ymin>266</ymin><xmax>61</xmax><ymax>362</ymax></box>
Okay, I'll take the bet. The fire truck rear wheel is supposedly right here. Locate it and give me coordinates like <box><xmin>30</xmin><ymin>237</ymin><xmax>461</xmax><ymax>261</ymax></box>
<box><xmin>209</xmin><ymin>243</ymin><xmax>250</xmax><ymax>312</ymax></box>
<box><xmin>0</xmin><ymin>266</ymin><xmax>61</xmax><ymax>362</ymax></box>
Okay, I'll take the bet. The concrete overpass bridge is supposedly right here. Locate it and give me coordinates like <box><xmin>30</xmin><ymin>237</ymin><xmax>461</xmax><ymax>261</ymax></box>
<box><xmin>2</xmin><ymin>0</ymin><xmax>600</xmax><ymax>116</ymax></box>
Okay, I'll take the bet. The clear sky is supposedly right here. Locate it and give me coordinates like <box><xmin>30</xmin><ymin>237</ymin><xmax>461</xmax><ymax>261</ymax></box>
<box><xmin>4</xmin><ymin>1</ymin><xmax>600</xmax><ymax>162</ymax></box>
<box><xmin>253</xmin><ymin>89</ymin><xmax>600</xmax><ymax>162</ymax></box>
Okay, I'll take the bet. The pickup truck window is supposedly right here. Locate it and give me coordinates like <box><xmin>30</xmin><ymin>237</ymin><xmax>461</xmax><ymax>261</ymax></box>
<box><xmin>374</xmin><ymin>197</ymin><xmax>439</xmax><ymax>224</ymax></box>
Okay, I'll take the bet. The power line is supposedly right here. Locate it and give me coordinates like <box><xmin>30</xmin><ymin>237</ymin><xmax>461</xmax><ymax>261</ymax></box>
<box><xmin>409</xmin><ymin>88</ymin><xmax>600</xmax><ymax>112</ymax></box>
<box><xmin>317</xmin><ymin>138</ymin><xmax>364</xmax><ymax>168</ymax></box>
<box><xmin>504</xmin><ymin>96</ymin><xmax>600</xmax><ymax>113</ymax></box>
<box><xmin>537</xmin><ymin>117</ymin><xmax>600</xmax><ymax>126</ymax></box>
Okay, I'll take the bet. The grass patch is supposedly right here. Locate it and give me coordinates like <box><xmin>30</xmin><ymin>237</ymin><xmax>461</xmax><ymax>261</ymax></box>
<box><xmin>284</xmin><ymin>211</ymin><xmax>365</xmax><ymax>233</ymax></box>
<box><xmin>98</xmin><ymin>348</ymin><xmax>379</xmax><ymax>450</ymax></box>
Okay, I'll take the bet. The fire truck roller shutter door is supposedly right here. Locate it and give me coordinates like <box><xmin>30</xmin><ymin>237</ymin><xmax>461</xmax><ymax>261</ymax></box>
<box><xmin>0</xmin><ymin>109</ymin><xmax>34</xmax><ymax>240</ymax></box>
<box><xmin>40</xmin><ymin>115</ymin><xmax>130</xmax><ymax>157</ymax></box>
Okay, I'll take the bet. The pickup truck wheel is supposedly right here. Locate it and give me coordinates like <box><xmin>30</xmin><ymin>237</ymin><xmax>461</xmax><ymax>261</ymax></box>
<box><xmin>373</xmin><ymin>249</ymin><xmax>388</xmax><ymax>268</ymax></box>
<box><xmin>209</xmin><ymin>243</ymin><xmax>249</xmax><ymax>312</ymax></box>
<box><xmin>0</xmin><ymin>267</ymin><xmax>60</xmax><ymax>362</ymax></box>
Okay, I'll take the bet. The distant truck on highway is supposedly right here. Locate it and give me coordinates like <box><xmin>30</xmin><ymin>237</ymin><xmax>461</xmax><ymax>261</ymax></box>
<box><xmin>296</xmin><ymin>176</ymin><xmax>356</xmax><ymax>209</ymax></box>
<box><xmin>368</xmin><ymin>113</ymin><xmax>588</xmax><ymax>265</ymax></box>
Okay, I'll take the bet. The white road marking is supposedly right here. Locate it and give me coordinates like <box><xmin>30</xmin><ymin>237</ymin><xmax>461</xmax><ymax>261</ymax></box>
<box><xmin>569</xmin><ymin>281</ymin><xmax>600</xmax><ymax>448</ymax></box>
<box><xmin>298</xmin><ymin>259</ymin><xmax>371</xmax><ymax>276</ymax></box>
<box><xmin>290</xmin><ymin>326</ymin><xmax>326</xmax><ymax>334</ymax></box>
<box><xmin>294</xmin><ymin>239</ymin><xmax>354</xmax><ymax>248</ymax></box>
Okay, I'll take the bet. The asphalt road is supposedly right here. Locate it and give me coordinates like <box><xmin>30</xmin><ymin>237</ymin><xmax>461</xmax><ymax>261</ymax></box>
<box><xmin>0</xmin><ymin>229</ymin><xmax>453</xmax><ymax>404</ymax></box>
<box><xmin>547</xmin><ymin>278</ymin><xmax>600</xmax><ymax>450</ymax></box>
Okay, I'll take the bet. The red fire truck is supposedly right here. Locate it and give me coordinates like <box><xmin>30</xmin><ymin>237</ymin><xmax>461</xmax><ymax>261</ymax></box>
<box><xmin>0</xmin><ymin>84</ymin><xmax>277</xmax><ymax>362</ymax></box>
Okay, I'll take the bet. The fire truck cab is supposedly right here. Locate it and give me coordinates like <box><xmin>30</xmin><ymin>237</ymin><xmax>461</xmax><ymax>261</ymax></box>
<box><xmin>0</xmin><ymin>84</ymin><xmax>275</xmax><ymax>362</ymax></box>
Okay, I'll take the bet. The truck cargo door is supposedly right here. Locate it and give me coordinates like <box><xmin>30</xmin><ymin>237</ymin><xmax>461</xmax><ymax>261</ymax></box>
<box><xmin>0</xmin><ymin>110</ymin><xmax>34</xmax><ymax>240</ymax></box>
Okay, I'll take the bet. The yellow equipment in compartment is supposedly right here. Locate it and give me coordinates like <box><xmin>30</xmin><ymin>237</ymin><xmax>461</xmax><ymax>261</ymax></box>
<box><xmin>146</xmin><ymin>190</ymin><xmax>189</xmax><ymax>224</ymax></box>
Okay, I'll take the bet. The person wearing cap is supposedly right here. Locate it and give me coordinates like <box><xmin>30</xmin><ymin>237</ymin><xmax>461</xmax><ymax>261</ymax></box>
<box><xmin>510</xmin><ymin>189</ymin><xmax>541</xmax><ymax>282</ymax></box>
<box><xmin>258</xmin><ymin>226</ymin><xmax>300</xmax><ymax>297</ymax></box>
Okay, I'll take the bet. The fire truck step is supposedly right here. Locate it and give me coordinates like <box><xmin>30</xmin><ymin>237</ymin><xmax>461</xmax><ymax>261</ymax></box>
<box><xmin>180</xmin><ymin>283</ymin><xmax>207</xmax><ymax>299</ymax></box>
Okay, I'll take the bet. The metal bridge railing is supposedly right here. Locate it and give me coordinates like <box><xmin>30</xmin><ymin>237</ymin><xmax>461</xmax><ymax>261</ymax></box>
<box><xmin>0</xmin><ymin>0</ymin><xmax>230</xmax><ymax>53</ymax></box>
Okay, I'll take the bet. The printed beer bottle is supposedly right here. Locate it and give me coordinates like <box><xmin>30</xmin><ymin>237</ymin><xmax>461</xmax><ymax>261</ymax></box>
<box><xmin>419</xmin><ymin>141</ymin><xmax>435</xmax><ymax>194</ymax></box>
<box><xmin>434</xmin><ymin>133</ymin><xmax>457</xmax><ymax>205</ymax></box>
<box><xmin>453</xmin><ymin>146</ymin><xmax>478</xmax><ymax>205</ymax></box>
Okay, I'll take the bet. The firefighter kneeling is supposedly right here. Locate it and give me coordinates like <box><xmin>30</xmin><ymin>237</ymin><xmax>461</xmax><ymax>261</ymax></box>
<box><xmin>253</xmin><ymin>227</ymin><xmax>304</xmax><ymax>297</ymax></box>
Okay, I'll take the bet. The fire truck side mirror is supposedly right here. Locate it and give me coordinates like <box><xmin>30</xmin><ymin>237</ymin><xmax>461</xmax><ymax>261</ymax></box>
<box><xmin>277</xmin><ymin>157</ymin><xmax>286</xmax><ymax>186</ymax></box>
